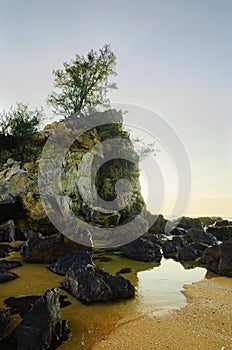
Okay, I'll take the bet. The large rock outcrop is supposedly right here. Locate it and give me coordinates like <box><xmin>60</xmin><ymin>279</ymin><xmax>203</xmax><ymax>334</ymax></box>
<box><xmin>0</xmin><ymin>110</ymin><xmax>146</xmax><ymax>242</ymax></box>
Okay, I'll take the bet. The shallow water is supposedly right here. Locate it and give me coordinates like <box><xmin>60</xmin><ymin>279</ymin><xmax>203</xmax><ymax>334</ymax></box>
<box><xmin>0</xmin><ymin>246</ymin><xmax>207</xmax><ymax>349</ymax></box>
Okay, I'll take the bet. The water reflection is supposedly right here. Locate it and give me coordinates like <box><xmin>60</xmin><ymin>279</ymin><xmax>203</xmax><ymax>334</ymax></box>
<box><xmin>0</xmin><ymin>249</ymin><xmax>207</xmax><ymax>350</ymax></box>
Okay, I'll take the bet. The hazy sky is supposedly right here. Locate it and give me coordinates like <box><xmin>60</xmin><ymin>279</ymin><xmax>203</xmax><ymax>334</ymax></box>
<box><xmin>1</xmin><ymin>0</ymin><xmax>232</xmax><ymax>217</ymax></box>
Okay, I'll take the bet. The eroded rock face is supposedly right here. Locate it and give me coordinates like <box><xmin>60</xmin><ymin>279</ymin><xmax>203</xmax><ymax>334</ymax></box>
<box><xmin>121</xmin><ymin>237</ymin><xmax>162</xmax><ymax>262</ymax></box>
<box><xmin>0</xmin><ymin>110</ymin><xmax>145</xmax><ymax>236</ymax></box>
<box><xmin>16</xmin><ymin>288</ymin><xmax>69</xmax><ymax>350</ymax></box>
<box><xmin>20</xmin><ymin>233</ymin><xmax>82</xmax><ymax>264</ymax></box>
<box><xmin>63</xmin><ymin>266</ymin><xmax>135</xmax><ymax>304</ymax></box>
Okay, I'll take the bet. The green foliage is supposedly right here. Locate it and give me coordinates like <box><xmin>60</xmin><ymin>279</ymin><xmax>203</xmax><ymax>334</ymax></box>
<box><xmin>0</xmin><ymin>103</ymin><xmax>43</xmax><ymax>140</ymax></box>
<box><xmin>47</xmin><ymin>44</ymin><xmax>117</xmax><ymax>117</ymax></box>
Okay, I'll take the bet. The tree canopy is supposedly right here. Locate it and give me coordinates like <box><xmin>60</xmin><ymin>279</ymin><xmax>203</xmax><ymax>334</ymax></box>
<box><xmin>47</xmin><ymin>44</ymin><xmax>117</xmax><ymax>117</ymax></box>
<box><xmin>0</xmin><ymin>103</ymin><xmax>43</xmax><ymax>140</ymax></box>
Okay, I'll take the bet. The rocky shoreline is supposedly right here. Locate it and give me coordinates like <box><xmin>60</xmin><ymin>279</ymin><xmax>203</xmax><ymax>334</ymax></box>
<box><xmin>0</xmin><ymin>112</ymin><xmax>232</xmax><ymax>348</ymax></box>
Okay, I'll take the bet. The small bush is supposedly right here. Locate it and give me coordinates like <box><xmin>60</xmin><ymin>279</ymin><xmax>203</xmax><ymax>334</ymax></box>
<box><xmin>0</xmin><ymin>103</ymin><xmax>43</xmax><ymax>140</ymax></box>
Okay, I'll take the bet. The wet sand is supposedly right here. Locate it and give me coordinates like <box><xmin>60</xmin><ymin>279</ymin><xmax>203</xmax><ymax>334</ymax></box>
<box><xmin>91</xmin><ymin>276</ymin><xmax>232</xmax><ymax>350</ymax></box>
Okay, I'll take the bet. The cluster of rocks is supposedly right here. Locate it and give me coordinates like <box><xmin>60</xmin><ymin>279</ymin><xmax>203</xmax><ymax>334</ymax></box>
<box><xmin>121</xmin><ymin>216</ymin><xmax>232</xmax><ymax>277</ymax></box>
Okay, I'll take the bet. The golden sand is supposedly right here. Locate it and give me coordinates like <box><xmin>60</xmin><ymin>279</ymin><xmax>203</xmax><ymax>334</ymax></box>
<box><xmin>91</xmin><ymin>276</ymin><xmax>232</xmax><ymax>350</ymax></box>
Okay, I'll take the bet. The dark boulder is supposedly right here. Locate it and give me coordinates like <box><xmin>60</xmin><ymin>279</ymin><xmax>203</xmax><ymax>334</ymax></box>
<box><xmin>162</xmin><ymin>236</ymin><xmax>186</xmax><ymax>258</ymax></box>
<box><xmin>121</xmin><ymin>238</ymin><xmax>162</xmax><ymax>262</ymax></box>
<box><xmin>0</xmin><ymin>244</ymin><xmax>14</xmax><ymax>258</ymax></box>
<box><xmin>63</xmin><ymin>266</ymin><xmax>135</xmax><ymax>304</ymax></box>
<box><xmin>206</xmin><ymin>226</ymin><xmax>232</xmax><ymax>241</ymax></box>
<box><xmin>50</xmin><ymin>250</ymin><xmax>93</xmax><ymax>276</ymax></box>
<box><xmin>178</xmin><ymin>245</ymin><xmax>199</xmax><ymax>261</ymax></box>
<box><xmin>172</xmin><ymin>217</ymin><xmax>203</xmax><ymax>230</ymax></box>
<box><xmin>213</xmin><ymin>219</ymin><xmax>232</xmax><ymax>227</ymax></box>
<box><xmin>0</xmin><ymin>268</ymin><xmax>19</xmax><ymax>283</ymax></box>
<box><xmin>15</xmin><ymin>288</ymin><xmax>69</xmax><ymax>349</ymax></box>
<box><xmin>200</xmin><ymin>240</ymin><xmax>232</xmax><ymax>277</ymax></box>
<box><xmin>142</xmin><ymin>232</ymin><xmax>163</xmax><ymax>245</ymax></box>
<box><xmin>0</xmin><ymin>260</ymin><xmax>22</xmax><ymax>270</ymax></box>
<box><xmin>218</xmin><ymin>240</ymin><xmax>232</xmax><ymax>277</ymax></box>
<box><xmin>190</xmin><ymin>241</ymin><xmax>209</xmax><ymax>253</ymax></box>
<box><xmin>0</xmin><ymin>308</ymin><xmax>11</xmax><ymax>338</ymax></box>
<box><xmin>21</xmin><ymin>233</ymin><xmax>83</xmax><ymax>264</ymax></box>
<box><xmin>186</xmin><ymin>228</ymin><xmax>218</xmax><ymax>245</ymax></box>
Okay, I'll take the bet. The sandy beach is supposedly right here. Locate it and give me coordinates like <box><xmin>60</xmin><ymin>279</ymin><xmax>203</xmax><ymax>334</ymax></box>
<box><xmin>91</xmin><ymin>276</ymin><xmax>232</xmax><ymax>350</ymax></box>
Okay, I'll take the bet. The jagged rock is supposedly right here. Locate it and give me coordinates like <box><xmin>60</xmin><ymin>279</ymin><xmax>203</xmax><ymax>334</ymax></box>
<box><xmin>206</xmin><ymin>226</ymin><xmax>232</xmax><ymax>241</ymax></box>
<box><xmin>0</xmin><ymin>308</ymin><xmax>11</xmax><ymax>337</ymax></box>
<box><xmin>50</xmin><ymin>251</ymin><xmax>93</xmax><ymax>275</ymax></box>
<box><xmin>121</xmin><ymin>238</ymin><xmax>162</xmax><ymax>262</ymax></box>
<box><xmin>0</xmin><ymin>220</ymin><xmax>16</xmax><ymax>242</ymax></box>
<box><xmin>0</xmin><ymin>268</ymin><xmax>19</xmax><ymax>283</ymax></box>
<box><xmin>162</xmin><ymin>236</ymin><xmax>186</xmax><ymax>258</ymax></box>
<box><xmin>0</xmin><ymin>260</ymin><xmax>22</xmax><ymax>270</ymax></box>
<box><xmin>63</xmin><ymin>266</ymin><xmax>135</xmax><ymax>304</ymax></box>
<box><xmin>200</xmin><ymin>240</ymin><xmax>232</xmax><ymax>277</ymax></box>
<box><xmin>15</xmin><ymin>288</ymin><xmax>69</xmax><ymax>349</ymax></box>
<box><xmin>186</xmin><ymin>228</ymin><xmax>218</xmax><ymax>245</ymax></box>
<box><xmin>21</xmin><ymin>233</ymin><xmax>82</xmax><ymax>264</ymax></box>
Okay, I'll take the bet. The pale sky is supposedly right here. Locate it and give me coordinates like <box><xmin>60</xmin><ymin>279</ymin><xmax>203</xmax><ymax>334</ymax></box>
<box><xmin>1</xmin><ymin>0</ymin><xmax>232</xmax><ymax>217</ymax></box>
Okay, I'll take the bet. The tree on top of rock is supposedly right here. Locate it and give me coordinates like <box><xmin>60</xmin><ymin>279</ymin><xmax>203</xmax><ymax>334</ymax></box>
<box><xmin>47</xmin><ymin>44</ymin><xmax>117</xmax><ymax>117</ymax></box>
